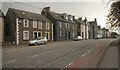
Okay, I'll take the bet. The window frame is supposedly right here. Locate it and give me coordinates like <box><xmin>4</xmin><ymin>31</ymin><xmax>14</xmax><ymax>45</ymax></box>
<box><xmin>38</xmin><ymin>21</ymin><xmax>42</xmax><ymax>29</ymax></box>
<box><xmin>59</xmin><ymin>21</ymin><xmax>62</xmax><ymax>28</ymax></box>
<box><xmin>23</xmin><ymin>31</ymin><xmax>29</xmax><ymax>40</ymax></box>
<box><xmin>33</xmin><ymin>20</ymin><xmax>38</xmax><ymax>28</ymax></box>
<box><xmin>45</xmin><ymin>32</ymin><xmax>50</xmax><ymax>40</ymax></box>
<box><xmin>46</xmin><ymin>22</ymin><xmax>50</xmax><ymax>30</ymax></box>
<box><xmin>23</xmin><ymin>19</ymin><xmax>29</xmax><ymax>27</ymax></box>
<box><xmin>60</xmin><ymin>30</ymin><xmax>62</xmax><ymax>38</ymax></box>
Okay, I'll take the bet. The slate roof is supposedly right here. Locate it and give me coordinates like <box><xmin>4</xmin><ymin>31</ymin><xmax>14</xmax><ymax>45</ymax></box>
<box><xmin>9</xmin><ymin>8</ymin><xmax>50</xmax><ymax>22</ymax></box>
<box><xmin>88</xmin><ymin>21</ymin><xmax>96</xmax><ymax>26</ymax></box>
<box><xmin>0</xmin><ymin>10</ymin><xmax>4</xmax><ymax>18</ymax></box>
<box><xmin>49</xmin><ymin>11</ymin><xmax>75</xmax><ymax>23</ymax></box>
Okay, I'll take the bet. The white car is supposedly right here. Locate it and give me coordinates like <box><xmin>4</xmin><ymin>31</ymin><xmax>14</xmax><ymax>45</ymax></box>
<box><xmin>74</xmin><ymin>36</ymin><xmax>83</xmax><ymax>41</ymax></box>
<box><xmin>29</xmin><ymin>37</ymin><xmax>47</xmax><ymax>45</ymax></box>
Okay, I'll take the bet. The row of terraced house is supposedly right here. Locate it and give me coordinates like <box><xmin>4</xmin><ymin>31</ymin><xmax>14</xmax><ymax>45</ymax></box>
<box><xmin>1</xmin><ymin>7</ymin><xmax>99</xmax><ymax>45</ymax></box>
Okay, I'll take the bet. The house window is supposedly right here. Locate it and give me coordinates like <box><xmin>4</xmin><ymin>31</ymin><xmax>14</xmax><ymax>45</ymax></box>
<box><xmin>45</xmin><ymin>32</ymin><xmax>50</xmax><ymax>40</ymax></box>
<box><xmin>46</xmin><ymin>22</ymin><xmax>50</xmax><ymax>30</ymax></box>
<box><xmin>23</xmin><ymin>31</ymin><xmax>29</xmax><ymax>40</ymax></box>
<box><xmin>73</xmin><ymin>32</ymin><xmax>74</xmax><ymax>37</ymax></box>
<box><xmin>68</xmin><ymin>23</ymin><xmax>70</xmax><ymax>28</ymax></box>
<box><xmin>73</xmin><ymin>24</ymin><xmax>74</xmax><ymax>29</ymax></box>
<box><xmin>38</xmin><ymin>21</ymin><xmax>42</xmax><ymax>29</ymax></box>
<box><xmin>33</xmin><ymin>21</ymin><xmax>37</xmax><ymax>28</ymax></box>
<box><xmin>59</xmin><ymin>21</ymin><xmax>62</xmax><ymax>28</ymax></box>
<box><xmin>23</xmin><ymin>19</ymin><xmax>29</xmax><ymax>27</ymax></box>
<box><xmin>65</xmin><ymin>23</ymin><xmax>67</xmax><ymax>28</ymax></box>
<box><xmin>60</xmin><ymin>30</ymin><xmax>62</xmax><ymax>37</ymax></box>
<box><xmin>33</xmin><ymin>31</ymin><xmax>42</xmax><ymax>39</ymax></box>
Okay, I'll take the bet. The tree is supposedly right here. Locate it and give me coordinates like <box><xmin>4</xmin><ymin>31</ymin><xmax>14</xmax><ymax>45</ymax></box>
<box><xmin>106</xmin><ymin>0</ymin><xmax>120</xmax><ymax>31</ymax></box>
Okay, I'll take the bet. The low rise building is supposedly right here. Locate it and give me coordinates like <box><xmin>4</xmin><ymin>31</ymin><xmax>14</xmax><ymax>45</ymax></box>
<box><xmin>41</xmin><ymin>7</ymin><xmax>77</xmax><ymax>41</ymax></box>
<box><xmin>5</xmin><ymin>8</ymin><xmax>53</xmax><ymax>45</ymax></box>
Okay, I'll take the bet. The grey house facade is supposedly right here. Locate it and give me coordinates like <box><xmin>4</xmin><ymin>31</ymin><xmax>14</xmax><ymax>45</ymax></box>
<box><xmin>5</xmin><ymin>8</ymin><xmax>53</xmax><ymax>45</ymax></box>
<box><xmin>88</xmin><ymin>18</ymin><xmax>98</xmax><ymax>38</ymax></box>
<box><xmin>41</xmin><ymin>7</ymin><xmax>77</xmax><ymax>41</ymax></box>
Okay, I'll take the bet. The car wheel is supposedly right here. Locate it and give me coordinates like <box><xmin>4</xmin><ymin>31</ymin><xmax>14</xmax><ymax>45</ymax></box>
<box><xmin>44</xmin><ymin>42</ymin><xmax>46</xmax><ymax>45</ymax></box>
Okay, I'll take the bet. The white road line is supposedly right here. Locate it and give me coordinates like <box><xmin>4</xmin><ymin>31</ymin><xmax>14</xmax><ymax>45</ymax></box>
<box><xmin>27</xmin><ymin>50</ymin><xmax>56</xmax><ymax>59</ymax></box>
<box><xmin>64</xmin><ymin>62</ymin><xmax>73</xmax><ymax>68</ymax></box>
<box><xmin>88</xmin><ymin>49</ymin><xmax>93</xmax><ymax>53</ymax></box>
<box><xmin>7</xmin><ymin>60</ymin><xmax>16</xmax><ymax>63</ymax></box>
<box><xmin>81</xmin><ymin>52</ymin><xmax>88</xmax><ymax>57</ymax></box>
<box><xmin>60</xmin><ymin>62</ymin><xmax>73</xmax><ymax>70</ymax></box>
<box><xmin>27</xmin><ymin>55</ymin><xmax>38</xmax><ymax>58</ymax></box>
<box><xmin>81</xmin><ymin>49</ymin><xmax>93</xmax><ymax>57</ymax></box>
<box><xmin>3</xmin><ymin>60</ymin><xmax>16</xmax><ymax>65</ymax></box>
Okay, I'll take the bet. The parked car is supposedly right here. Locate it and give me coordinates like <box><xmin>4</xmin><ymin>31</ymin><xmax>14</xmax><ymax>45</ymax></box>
<box><xmin>74</xmin><ymin>36</ymin><xmax>83</xmax><ymax>41</ymax></box>
<box><xmin>94</xmin><ymin>35</ymin><xmax>102</xmax><ymax>39</ymax></box>
<box><xmin>29</xmin><ymin>37</ymin><xmax>47</xmax><ymax>46</ymax></box>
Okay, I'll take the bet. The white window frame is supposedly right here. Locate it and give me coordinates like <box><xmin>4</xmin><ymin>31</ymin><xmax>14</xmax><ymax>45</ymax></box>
<box><xmin>73</xmin><ymin>32</ymin><xmax>74</xmax><ymax>37</ymax></box>
<box><xmin>23</xmin><ymin>19</ymin><xmax>29</xmax><ymax>27</ymax></box>
<box><xmin>65</xmin><ymin>23</ymin><xmax>67</xmax><ymax>28</ymax></box>
<box><xmin>33</xmin><ymin>31</ymin><xmax>42</xmax><ymax>39</ymax></box>
<box><xmin>23</xmin><ymin>31</ymin><xmax>29</xmax><ymax>40</ymax></box>
<box><xmin>33</xmin><ymin>20</ymin><xmax>38</xmax><ymax>28</ymax></box>
<box><xmin>46</xmin><ymin>22</ymin><xmax>50</xmax><ymax>30</ymax></box>
<box><xmin>73</xmin><ymin>24</ymin><xmax>74</xmax><ymax>29</ymax></box>
<box><xmin>45</xmin><ymin>32</ymin><xmax>50</xmax><ymax>40</ymax></box>
<box><xmin>38</xmin><ymin>21</ymin><xmax>42</xmax><ymax>29</ymax></box>
<box><xmin>59</xmin><ymin>21</ymin><xmax>62</xmax><ymax>28</ymax></box>
<box><xmin>60</xmin><ymin>30</ymin><xmax>62</xmax><ymax>37</ymax></box>
<box><xmin>68</xmin><ymin>23</ymin><xmax>70</xmax><ymax>28</ymax></box>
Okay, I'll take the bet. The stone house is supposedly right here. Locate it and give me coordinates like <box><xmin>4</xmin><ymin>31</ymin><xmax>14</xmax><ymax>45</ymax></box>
<box><xmin>5</xmin><ymin>8</ymin><xmax>53</xmax><ymax>45</ymax></box>
<box><xmin>41</xmin><ymin>7</ymin><xmax>77</xmax><ymax>41</ymax></box>
<box><xmin>88</xmin><ymin>18</ymin><xmax>98</xmax><ymax>38</ymax></box>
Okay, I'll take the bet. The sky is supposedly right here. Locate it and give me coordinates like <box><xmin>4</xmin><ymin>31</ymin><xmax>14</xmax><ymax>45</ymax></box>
<box><xmin>1</xmin><ymin>1</ymin><xmax>110</xmax><ymax>28</ymax></box>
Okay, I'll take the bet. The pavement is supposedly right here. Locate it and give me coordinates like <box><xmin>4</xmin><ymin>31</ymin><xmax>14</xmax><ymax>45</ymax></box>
<box><xmin>98</xmin><ymin>39</ymin><xmax>119</xmax><ymax>68</ymax></box>
<box><xmin>1</xmin><ymin>38</ymin><xmax>119</xmax><ymax>70</ymax></box>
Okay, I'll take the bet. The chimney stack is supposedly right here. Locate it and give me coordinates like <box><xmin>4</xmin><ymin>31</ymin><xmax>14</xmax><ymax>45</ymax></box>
<box><xmin>41</xmin><ymin>7</ymin><xmax>50</xmax><ymax>16</ymax></box>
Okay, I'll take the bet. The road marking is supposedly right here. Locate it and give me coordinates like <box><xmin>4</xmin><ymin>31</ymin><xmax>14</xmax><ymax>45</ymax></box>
<box><xmin>3</xmin><ymin>60</ymin><xmax>16</xmax><ymax>65</ymax></box>
<box><xmin>81</xmin><ymin>49</ymin><xmax>93</xmax><ymax>57</ymax></box>
<box><xmin>27</xmin><ymin>50</ymin><xmax>56</xmax><ymax>59</ymax></box>
<box><xmin>7</xmin><ymin>60</ymin><xmax>16</xmax><ymax>63</ymax></box>
<box><xmin>60</xmin><ymin>62</ymin><xmax>73</xmax><ymax>70</ymax></box>
<box><xmin>88</xmin><ymin>49</ymin><xmax>93</xmax><ymax>53</ymax></box>
<box><xmin>27</xmin><ymin>54</ymin><xmax>38</xmax><ymax>58</ymax></box>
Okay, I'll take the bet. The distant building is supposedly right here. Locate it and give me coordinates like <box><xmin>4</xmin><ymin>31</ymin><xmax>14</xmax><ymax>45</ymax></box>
<box><xmin>5</xmin><ymin>8</ymin><xmax>53</xmax><ymax>45</ymax></box>
<box><xmin>41</xmin><ymin>7</ymin><xmax>77</xmax><ymax>41</ymax></box>
<box><xmin>0</xmin><ymin>10</ymin><xmax>4</xmax><ymax>43</ymax></box>
<box><xmin>88</xmin><ymin>18</ymin><xmax>98</xmax><ymax>38</ymax></box>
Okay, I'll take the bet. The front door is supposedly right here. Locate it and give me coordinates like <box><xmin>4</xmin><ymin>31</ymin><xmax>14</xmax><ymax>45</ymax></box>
<box><xmin>34</xmin><ymin>32</ymin><xmax>37</xmax><ymax>39</ymax></box>
<box><xmin>68</xmin><ymin>31</ymin><xmax>70</xmax><ymax>39</ymax></box>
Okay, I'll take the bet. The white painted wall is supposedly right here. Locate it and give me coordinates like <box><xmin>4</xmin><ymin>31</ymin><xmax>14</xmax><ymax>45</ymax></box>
<box><xmin>81</xmin><ymin>24</ymin><xmax>85</xmax><ymax>39</ymax></box>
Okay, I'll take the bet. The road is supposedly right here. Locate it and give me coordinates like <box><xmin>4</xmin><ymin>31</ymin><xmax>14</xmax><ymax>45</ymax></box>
<box><xmin>2</xmin><ymin>39</ymin><xmax>117</xmax><ymax>69</ymax></box>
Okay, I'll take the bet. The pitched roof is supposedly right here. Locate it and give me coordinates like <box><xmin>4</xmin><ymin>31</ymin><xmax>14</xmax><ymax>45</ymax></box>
<box><xmin>49</xmin><ymin>11</ymin><xmax>75</xmax><ymax>23</ymax></box>
<box><xmin>88</xmin><ymin>21</ymin><xmax>97</xmax><ymax>26</ymax></box>
<box><xmin>0</xmin><ymin>10</ymin><xmax>4</xmax><ymax>18</ymax></box>
<box><xmin>9</xmin><ymin>8</ymin><xmax>50</xmax><ymax>22</ymax></box>
<box><xmin>74</xmin><ymin>19</ymin><xmax>85</xmax><ymax>25</ymax></box>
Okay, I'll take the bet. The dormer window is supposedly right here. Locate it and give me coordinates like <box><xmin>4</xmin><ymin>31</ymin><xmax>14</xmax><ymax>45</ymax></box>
<box><xmin>22</xmin><ymin>12</ymin><xmax>25</xmax><ymax>15</ymax></box>
<box><xmin>71</xmin><ymin>18</ymin><xmax>73</xmax><ymax>21</ymax></box>
<box><xmin>55</xmin><ymin>14</ymin><xmax>58</xmax><ymax>17</ymax></box>
<box><xmin>66</xmin><ymin>16</ymin><xmax>68</xmax><ymax>19</ymax></box>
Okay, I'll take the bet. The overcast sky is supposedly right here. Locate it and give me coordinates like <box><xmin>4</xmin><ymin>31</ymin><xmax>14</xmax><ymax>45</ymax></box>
<box><xmin>1</xmin><ymin>1</ymin><xmax>110</xmax><ymax>28</ymax></box>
